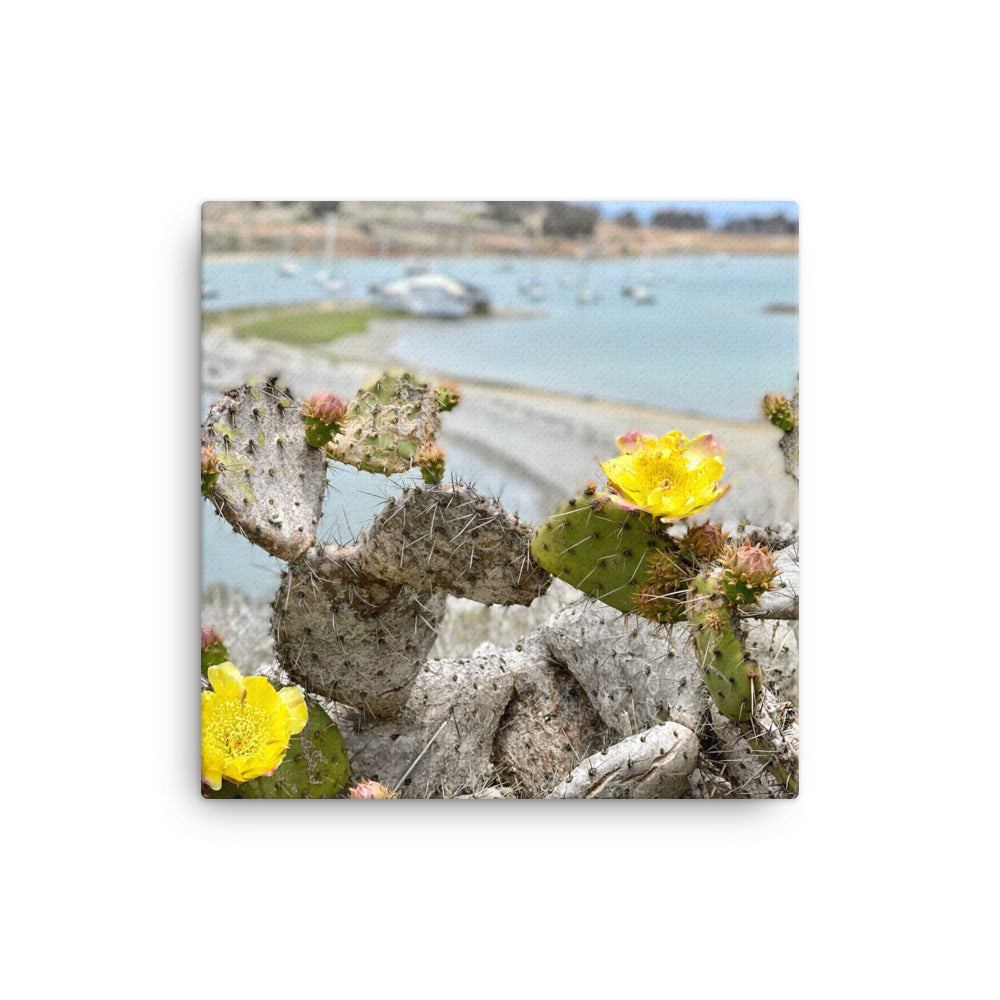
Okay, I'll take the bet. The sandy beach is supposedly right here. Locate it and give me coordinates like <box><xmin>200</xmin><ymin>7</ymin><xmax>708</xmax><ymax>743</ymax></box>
<box><xmin>202</xmin><ymin>318</ymin><xmax>797</xmax><ymax>531</ymax></box>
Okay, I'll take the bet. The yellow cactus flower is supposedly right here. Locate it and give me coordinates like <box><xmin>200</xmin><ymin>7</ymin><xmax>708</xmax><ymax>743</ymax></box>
<box><xmin>599</xmin><ymin>430</ymin><xmax>730</xmax><ymax>521</ymax></box>
<box><xmin>201</xmin><ymin>662</ymin><xmax>308</xmax><ymax>791</ymax></box>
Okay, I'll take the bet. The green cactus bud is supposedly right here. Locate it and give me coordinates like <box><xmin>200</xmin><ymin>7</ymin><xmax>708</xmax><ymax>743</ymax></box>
<box><xmin>681</xmin><ymin>521</ymin><xmax>729</xmax><ymax>563</ymax></box>
<box><xmin>200</xmin><ymin>626</ymin><xmax>229</xmax><ymax>676</ymax></box>
<box><xmin>631</xmin><ymin>548</ymin><xmax>690</xmax><ymax>623</ymax></box>
<box><xmin>434</xmin><ymin>381</ymin><xmax>461</xmax><ymax>412</ymax></box>
<box><xmin>201</xmin><ymin>446</ymin><xmax>222</xmax><ymax>495</ymax></box>
<box><xmin>302</xmin><ymin>391</ymin><xmax>347</xmax><ymax>448</ymax></box>
<box><xmin>416</xmin><ymin>443</ymin><xmax>447</xmax><ymax>483</ymax></box>
<box><xmin>719</xmin><ymin>543</ymin><xmax>778</xmax><ymax>605</ymax></box>
<box><xmin>763</xmin><ymin>392</ymin><xmax>796</xmax><ymax>432</ymax></box>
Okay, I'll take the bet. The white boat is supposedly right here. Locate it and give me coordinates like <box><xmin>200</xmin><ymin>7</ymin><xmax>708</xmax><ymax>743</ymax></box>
<box><xmin>632</xmin><ymin>285</ymin><xmax>655</xmax><ymax>304</ymax></box>
<box><xmin>201</xmin><ymin>283</ymin><xmax>218</xmax><ymax>299</ymax></box>
<box><xmin>518</xmin><ymin>280</ymin><xmax>546</xmax><ymax>302</ymax></box>
<box><xmin>576</xmin><ymin>287</ymin><xmax>597</xmax><ymax>304</ymax></box>
<box><xmin>369</xmin><ymin>272</ymin><xmax>489</xmax><ymax>319</ymax></box>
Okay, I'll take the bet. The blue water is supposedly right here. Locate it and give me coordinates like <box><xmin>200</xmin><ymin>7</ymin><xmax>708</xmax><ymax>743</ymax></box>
<box><xmin>202</xmin><ymin>254</ymin><xmax>797</xmax><ymax>421</ymax></box>
<box><xmin>202</xmin><ymin>254</ymin><xmax>797</xmax><ymax>598</ymax></box>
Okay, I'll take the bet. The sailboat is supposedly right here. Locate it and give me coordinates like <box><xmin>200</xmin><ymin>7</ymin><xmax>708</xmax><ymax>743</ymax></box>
<box><xmin>576</xmin><ymin>250</ymin><xmax>597</xmax><ymax>303</ymax></box>
<box><xmin>315</xmin><ymin>212</ymin><xmax>347</xmax><ymax>293</ymax></box>
<box><xmin>278</xmin><ymin>224</ymin><xmax>298</xmax><ymax>277</ymax></box>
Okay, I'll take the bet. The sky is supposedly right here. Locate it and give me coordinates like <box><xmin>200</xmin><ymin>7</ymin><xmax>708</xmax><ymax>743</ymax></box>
<box><xmin>579</xmin><ymin>200</ymin><xmax>798</xmax><ymax>227</ymax></box>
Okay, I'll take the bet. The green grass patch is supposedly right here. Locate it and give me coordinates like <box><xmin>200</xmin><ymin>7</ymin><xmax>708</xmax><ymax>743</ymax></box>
<box><xmin>203</xmin><ymin>304</ymin><xmax>402</xmax><ymax>347</ymax></box>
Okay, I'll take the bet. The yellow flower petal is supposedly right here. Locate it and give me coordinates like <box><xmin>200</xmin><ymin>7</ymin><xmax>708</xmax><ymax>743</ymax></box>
<box><xmin>278</xmin><ymin>686</ymin><xmax>308</xmax><ymax>734</ymax></box>
<box><xmin>242</xmin><ymin>675</ymin><xmax>282</xmax><ymax>710</ymax></box>
<box><xmin>207</xmin><ymin>661</ymin><xmax>244</xmax><ymax>697</ymax></box>
<box><xmin>202</xmin><ymin>769</ymin><xmax>223</xmax><ymax>791</ymax></box>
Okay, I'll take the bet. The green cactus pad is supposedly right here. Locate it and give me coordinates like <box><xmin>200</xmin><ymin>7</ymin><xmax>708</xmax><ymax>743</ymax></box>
<box><xmin>235</xmin><ymin>699</ymin><xmax>351</xmax><ymax>798</ymax></box>
<box><xmin>688</xmin><ymin>577</ymin><xmax>761</xmax><ymax>722</ymax></box>
<box><xmin>530</xmin><ymin>493</ymin><xmax>675</xmax><ymax>613</ymax></box>
<box><xmin>327</xmin><ymin>372</ymin><xmax>444</xmax><ymax>475</ymax></box>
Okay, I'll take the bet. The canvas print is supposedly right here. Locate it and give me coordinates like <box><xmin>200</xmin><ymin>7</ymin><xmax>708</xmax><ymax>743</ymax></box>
<box><xmin>201</xmin><ymin>201</ymin><xmax>799</xmax><ymax>799</ymax></box>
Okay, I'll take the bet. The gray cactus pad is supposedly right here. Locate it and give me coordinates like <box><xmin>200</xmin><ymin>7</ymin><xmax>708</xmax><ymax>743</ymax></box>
<box><xmin>271</xmin><ymin>545</ymin><xmax>446</xmax><ymax>720</ymax></box>
<box><xmin>491</xmin><ymin>633</ymin><xmax>609</xmax><ymax>798</ymax></box>
<box><xmin>544</xmin><ymin>601</ymin><xmax>709</xmax><ymax>734</ymax></box>
<box><xmin>343</xmin><ymin>649</ymin><xmax>518</xmax><ymax>797</ymax></box>
<box><xmin>357</xmin><ymin>483</ymin><xmax>550</xmax><ymax>605</ymax></box>
<box><xmin>202</xmin><ymin>381</ymin><xmax>327</xmax><ymax>561</ymax></box>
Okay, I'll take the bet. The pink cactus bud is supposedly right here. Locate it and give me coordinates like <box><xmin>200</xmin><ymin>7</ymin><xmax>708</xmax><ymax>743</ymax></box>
<box><xmin>201</xmin><ymin>626</ymin><xmax>223</xmax><ymax>653</ymax></box>
<box><xmin>201</xmin><ymin>446</ymin><xmax>221</xmax><ymax>475</ymax></box>
<box><xmin>724</xmin><ymin>543</ymin><xmax>778</xmax><ymax>589</ymax></box>
<box><xmin>348</xmin><ymin>780</ymin><xmax>396</xmax><ymax>799</ymax></box>
<box><xmin>303</xmin><ymin>391</ymin><xmax>347</xmax><ymax>428</ymax></box>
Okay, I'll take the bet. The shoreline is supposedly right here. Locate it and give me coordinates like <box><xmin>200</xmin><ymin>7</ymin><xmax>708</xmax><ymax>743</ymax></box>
<box><xmin>202</xmin><ymin>320</ymin><xmax>797</xmax><ymax>529</ymax></box>
<box><xmin>203</xmin><ymin>246</ymin><xmax>798</xmax><ymax>265</ymax></box>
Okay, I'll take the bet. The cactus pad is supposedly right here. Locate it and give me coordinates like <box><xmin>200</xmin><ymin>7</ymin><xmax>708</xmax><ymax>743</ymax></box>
<box><xmin>688</xmin><ymin>577</ymin><xmax>761</xmax><ymax>722</ymax></box>
<box><xmin>530</xmin><ymin>492</ymin><xmax>676</xmax><ymax>613</ymax></box>
<box><xmin>327</xmin><ymin>372</ymin><xmax>444</xmax><ymax>475</ymax></box>
<box><xmin>358</xmin><ymin>483</ymin><xmax>549</xmax><ymax>606</ymax></box>
<box><xmin>201</xmin><ymin>380</ymin><xmax>327</xmax><ymax>561</ymax></box>
<box><xmin>271</xmin><ymin>544</ymin><xmax>446</xmax><ymax>719</ymax></box>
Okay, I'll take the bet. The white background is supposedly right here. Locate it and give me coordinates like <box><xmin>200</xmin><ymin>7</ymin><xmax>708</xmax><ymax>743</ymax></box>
<box><xmin>4</xmin><ymin>2</ymin><xmax>994</xmax><ymax>996</ymax></box>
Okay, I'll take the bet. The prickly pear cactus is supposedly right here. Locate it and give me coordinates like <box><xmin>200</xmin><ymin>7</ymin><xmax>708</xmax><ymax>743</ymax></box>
<box><xmin>530</xmin><ymin>492</ymin><xmax>675</xmax><ymax>613</ymax></box>
<box><xmin>235</xmin><ymin>699</ymin><xmax>351</xmax><ymax>799</ymax></box>
<box><xmin>201</xmin><ymin>379</ymin><xmax>327</xmax><ymax>561</ymax></box>
<box><xmin>271</xmin><ymin>544</ymin><xmax>446</xmax><ymax>719</ymax></box>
